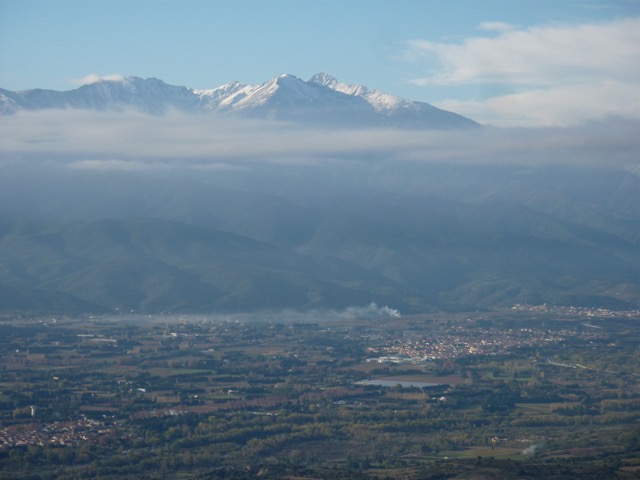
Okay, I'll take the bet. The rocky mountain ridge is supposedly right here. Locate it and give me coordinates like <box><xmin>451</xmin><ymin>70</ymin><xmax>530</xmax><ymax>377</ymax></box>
<box><xmin>0</xmin><ymin>73</ymin><xmax>479</xmax><ymax>128</ymax></box>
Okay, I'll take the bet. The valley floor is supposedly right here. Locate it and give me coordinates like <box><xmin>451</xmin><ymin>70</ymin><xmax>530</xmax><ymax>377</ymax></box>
<box><xmin>0</xmin><ymin>308</ymin><xmax>639</xmax><ymax>479</ymax></box>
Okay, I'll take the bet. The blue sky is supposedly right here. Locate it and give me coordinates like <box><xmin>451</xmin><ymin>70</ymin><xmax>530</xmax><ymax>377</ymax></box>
<box><xmin>1</xmin><ymin>0</ymin><xmax>639</xmax><ymax>126</ymax></box>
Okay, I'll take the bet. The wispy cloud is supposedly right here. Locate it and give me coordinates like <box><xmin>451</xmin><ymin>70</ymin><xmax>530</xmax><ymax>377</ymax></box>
<box><xmin>67</xmin><ymin>159</ymin><xmax>174</xmax><ymax>172</ymax></box>
<box><xmin>404</xmin><ymin>17</ymin><xmax>640</xmax><ymax>126</ymax></box>
<box><xmin>477</xmin><ymin>21</ymin><xmax>515</xmax><ymax>33</ymax></box>
<box><xmin>71</xmin><ymin>73</ymin><xmax>125</xmax><ymax>85</ymax></box>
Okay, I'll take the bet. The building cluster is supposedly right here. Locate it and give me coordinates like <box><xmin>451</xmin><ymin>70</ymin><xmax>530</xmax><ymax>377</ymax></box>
<box><xmin>511</xmin><ymin>304</ymin><xmax>640</xmax><ymax>318</ymax></box>
<box><xmin>365</xmin><ymin>323</ymin><xmax>607</xmax><ymax>363</ymax></box>
<box><xmin>0</xmin><ymin>418</ymin><xmax>117</xmax><ymax>450</ymax></box>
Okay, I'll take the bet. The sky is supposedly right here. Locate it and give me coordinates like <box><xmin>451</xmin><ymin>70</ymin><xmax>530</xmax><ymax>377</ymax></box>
<box><xmin>1</xmin><ymin>0</ymin><xmax>639</xmax><ymax>127</ymax></box>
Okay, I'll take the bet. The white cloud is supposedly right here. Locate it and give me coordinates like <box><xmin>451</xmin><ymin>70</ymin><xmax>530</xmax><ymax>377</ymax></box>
<box><xmin>408</xmin><ymin>18</ymin><xmax>640</xmax><ymax>86</ymax></box>
<box><xmin>405</xmin><ymin>17</ymin><xmax>640</xmax><ymax>126</ymax></box>
<box><xmin>71</xmin><ymin>73</ymin><xmax>125</xmax><ymax>85</ymax></box>
<box><xmin>437</xmin><ymin>79</ymin><xmax>640</xmax><ymax>127</ymax></box>
<box><xmin>340</xmin><ymin>303</ymin><xmax>401</xmax><ymax>319</ymax></box>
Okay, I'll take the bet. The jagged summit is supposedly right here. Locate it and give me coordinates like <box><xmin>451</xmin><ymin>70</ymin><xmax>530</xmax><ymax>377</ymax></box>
<box><xmin>310</xmin><ymin>73</ymin><xmax>418</xmax><ymax>113</ymax></box>
<box><xmin>309</xmin><ymin>72</ymin><xmax>339</xmax><ymax>87</ymax></box>
<box><xmin>0</xmin><ymin>73</ymin><xmax>479</xmax><ymax>128</ymax></box>
<box><xmin>309</xmin><ymin>72</ymin><xmax>367</xmax><ymax>96</ymax></box>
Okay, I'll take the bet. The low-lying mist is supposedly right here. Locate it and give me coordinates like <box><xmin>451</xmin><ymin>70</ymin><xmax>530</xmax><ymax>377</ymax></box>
<box><xmin>104</xmin><ymin>303</ymin><xmax>403</xmax><ymax>325</ymax></box>
<box><xmin>2</xmin><ymin>110</ymin><xmax>639</xmax><ymax>172</ymax></box>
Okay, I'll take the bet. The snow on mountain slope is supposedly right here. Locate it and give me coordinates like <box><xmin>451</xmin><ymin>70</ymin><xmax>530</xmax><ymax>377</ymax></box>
<box><xmin>312</xmin><ymin>72</ymin><xmax>443</xmax><ymax>113</ymax></box>
<box><xmin>194</xmin><ymin>81</ymin><xmax>247</xmax><ymax>110</ymax></box>
<box><xmin>309</xmin><ymin>72</ymin><xmax>405</xmax><ymax>112</ymax></box>
<box><xmin>3</xmin><ymin>77</ymin><xmax>198</xmax><ymax>114</ymax></box>
<box><xmin>0</xmin><ymin>89</ymin><xmax>20</xmax><ymax>114</ymax></box>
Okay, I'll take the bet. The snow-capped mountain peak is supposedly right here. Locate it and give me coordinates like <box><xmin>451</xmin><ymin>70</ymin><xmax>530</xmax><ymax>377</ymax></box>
<box><xmin>308</xmin><ymin>72</ymin><xmax>339</xmax><ymax>87</ymax></box>
<box><xmin>309</xmin><ymin>72</ymin><xmax>367</xmax><ymax>96</ymax></box>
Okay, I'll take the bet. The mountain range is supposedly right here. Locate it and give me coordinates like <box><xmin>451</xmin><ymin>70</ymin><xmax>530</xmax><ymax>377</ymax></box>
<box><xmin>1</xmin><ymin>74</ymin><xmax>638</xmax><ymax>316</ymax></box>
<box><xmin>0</xmin><ymin>73</ymin><xmax>478</xmax><ymax>128</ymax></box>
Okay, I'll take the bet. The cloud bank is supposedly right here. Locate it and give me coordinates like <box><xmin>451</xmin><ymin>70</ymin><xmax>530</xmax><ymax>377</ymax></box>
<box><xmin>404</xmin><ymin>17</ymin><xmax>640</xmax><ymax>127</ymax></box>
<box><xmin>1</xmin><ymin>110</ymin><xmax>639</xmax><ymax>172</ymax></box>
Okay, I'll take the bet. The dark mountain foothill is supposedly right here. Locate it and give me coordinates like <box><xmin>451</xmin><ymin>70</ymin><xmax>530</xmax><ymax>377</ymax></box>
<box><xmin>0</xmin><ymin>161</ymin><xmax>638</xmax><ymax>315</ymax></box>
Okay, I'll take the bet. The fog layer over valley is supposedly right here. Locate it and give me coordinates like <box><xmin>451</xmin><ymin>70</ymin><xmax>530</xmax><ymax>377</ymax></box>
<box><xmin>1</xmin><ymin>110</ymin><xmax>639</xmax><ymax>314</ymax></box>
